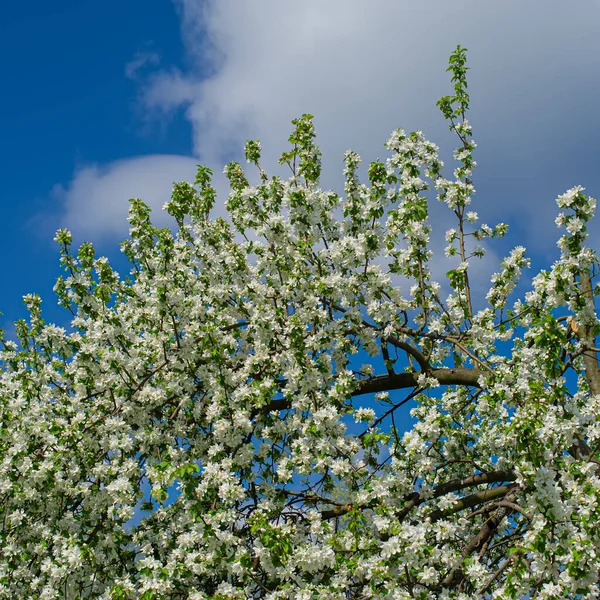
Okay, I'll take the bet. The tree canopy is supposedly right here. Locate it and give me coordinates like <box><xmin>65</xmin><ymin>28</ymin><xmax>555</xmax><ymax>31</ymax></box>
<box><xmin>2</xmin><ymin>46</ymin><xmax>600</xmax><ymax>599</ymax></box>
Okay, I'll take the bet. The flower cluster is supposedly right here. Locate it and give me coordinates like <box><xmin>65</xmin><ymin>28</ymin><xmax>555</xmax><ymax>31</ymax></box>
<box><xmin>1</xmin><ymin>45</ymin><xmax>600</xmax><ymax>599</ymax></box>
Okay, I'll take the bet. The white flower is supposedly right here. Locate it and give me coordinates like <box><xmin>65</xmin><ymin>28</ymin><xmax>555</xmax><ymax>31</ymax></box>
<box><xmin>354</xmin><ymin>407</ymin><xmax>376</xmax><ymax>424</ymax></box>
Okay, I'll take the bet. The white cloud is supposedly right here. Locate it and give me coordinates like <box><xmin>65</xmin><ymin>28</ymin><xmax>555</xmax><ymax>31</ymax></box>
<box><xmin>53</xmin><ymin>155</ymin><xmax>199</xmax><ymax>242</ymax></box>
<box><xmin>141</xmin><ymin>68</ymin><xmax>200</xmax><ymax>116</ymax></box>
<box><xmin>144</xmin><ymin>0</ymin><xmax>600</xmax><ymax>181</ymax></box>
<box><xmin>135</xmin><ymin>0</ymin><xmax>600</xmax><ymax>271</ymax></box>
<box><xmin>51</xmin><ymin>0</ymin><xmax>600</xmax><ymax>258</ymax></box>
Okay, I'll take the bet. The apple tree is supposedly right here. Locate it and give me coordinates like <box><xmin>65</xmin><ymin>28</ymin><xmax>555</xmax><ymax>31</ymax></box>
<box><xmin>2</xmin><ymin>46</ymin><xmax>600</xmax><ymax>599</ymax></box>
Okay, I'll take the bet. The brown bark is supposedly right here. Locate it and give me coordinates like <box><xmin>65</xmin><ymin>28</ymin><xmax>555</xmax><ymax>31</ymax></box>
<box><xmin>258</xmin><ymin>367</ymin><xmax>482</xmax><ymax>416</ymax></box>
<box><xmin>579</xmin><ymin>269</ymin><xmax>600</xmax><ymax>395</ymax></box>
<box><xmin>318</xmin><ymin>469</ymin><xmax>516</xmax><ymax>522</ymax></box>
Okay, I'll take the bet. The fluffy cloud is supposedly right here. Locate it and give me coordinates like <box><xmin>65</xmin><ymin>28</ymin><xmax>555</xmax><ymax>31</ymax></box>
<box><xmin>54</xmin><ymin>0</ymin><xmax>600</xmax><ymax>257</ymax></box>
<box><xmin>53</xmin><ymin>155</ymin><xmax>199</xmax><ymax>241</ymax></box>
<box><xmin>144</xmin><ymin>0</ymin><xmax>600</xmax><ymax>182</ymax></box>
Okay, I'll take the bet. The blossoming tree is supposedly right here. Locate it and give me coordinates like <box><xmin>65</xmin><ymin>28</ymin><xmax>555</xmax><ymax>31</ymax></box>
<box><xmin>2</xmin><ymin>46</ymin><xmax>600</xmax><ymax>599</ymax></box>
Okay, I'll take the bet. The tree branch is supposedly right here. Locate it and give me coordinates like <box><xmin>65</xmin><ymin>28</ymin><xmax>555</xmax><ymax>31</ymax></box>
<box><xmin>396</xmin><ymin>470</ymin><xmax>516</xmax><ymax>524</ymax></box>
<box><xmin>354</xmin><ymin>367</ymin><xmax>482</xmax><ymax>396</ymax></box>
<box><xmin>578</xmin><ymin>268</ymin><xmax>600</xmax><ymax>395</ymax></box>
<box><xmin>567</xmin><ymin>268</ymin><xmax>600</xmax><ymax>467</ymax></box>
<box><xmin>256</xmin><ymin>367</ymin><xmax>482</xmax><ymax>416</ymax></box>
<box><xmin>428</xmin><ymin>483</ymin><xmax>517</xmax><ymax>523</ymax></box>
<box><xmin>440</xmin><ymin>486</ymin><xmax>520</xmax><ymax>589</ymax></box>
<box><xmin>319</xmin><ymin>469</ymin><xmax>516</xmax><ymax>522</ymax></box>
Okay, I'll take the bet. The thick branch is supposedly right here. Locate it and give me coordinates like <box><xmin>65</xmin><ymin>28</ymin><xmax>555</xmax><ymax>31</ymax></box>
<box><xmin>336</xmin><ymin>303</ymin><xmax>430</xmax><ymax>371</ymax></box>
<box><xmin>257</xmin><ymin>367</ymin><xmax>482</xmax><ymax>416</ymax></box>
<box><xmin>381</xmin><ymin>335</ymin><xmax>429</xmax><ymax>372</ymax></box>
<box><xmin>569</xmin><ymin>438</ymin><xmax>600</xmax><ymax>468</ymax></box>
<box><xmin>354</xmin><ymin>367</ymin><xmax>482</xmax><ymax>396</ymax></box>
<box><xmin>428</xmin><ymin>483</ymin><xmax>517</xmax><ymax>523</ymax></box>
<box><xmin>579</xmin><ymin>269</ymin><xmax>600</xmax><ymax>395</ymax></box>
<box><xmin>567</xmin><ymin>269</ymin><xmax>600</xmax><ymax>467</ymax></box>
<box><xmin>320</xmin><ymin>469</ymin><xmax>516</xmax><ymax>522</ymax></box>
<box><xmin>440</xmin><ymin>486</ymin><xmax>520</xmax><ymax>590</ymax></box>
<box><xmin>396</xmin><ymin>470</ymin><xmax>516</xmax><ymax>523</ymax></box>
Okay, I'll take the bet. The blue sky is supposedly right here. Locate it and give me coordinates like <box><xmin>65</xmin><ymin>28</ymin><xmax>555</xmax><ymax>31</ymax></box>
<box><xmin>2</xmin><ymin>0</ymin><xmax>600</xmax><ymax>334</ymax></box>
<box><xmin>1</xmin><ymin>1</ymin><xmax>191</xmax><ymax>330</ymax></box>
